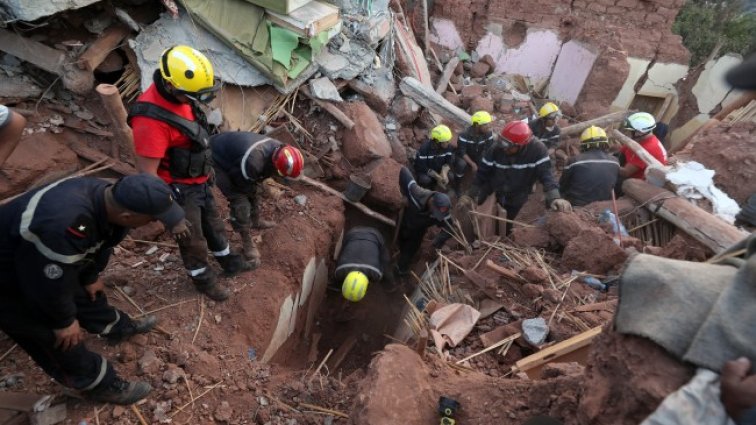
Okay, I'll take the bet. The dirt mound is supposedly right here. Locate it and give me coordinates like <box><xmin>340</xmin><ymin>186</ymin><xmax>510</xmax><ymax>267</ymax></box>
<box><xmin>683</xmin><ymin>121</ymin><xmax>756</xmax><ymax>205</ymax></box>
<box><xmin>562</xmin><ymin>227</ymin><xmax>628</xmax><ymax>275</ymax></box>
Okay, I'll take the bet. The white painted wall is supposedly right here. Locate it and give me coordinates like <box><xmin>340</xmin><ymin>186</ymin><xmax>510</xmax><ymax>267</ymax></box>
<box><xmin>639</xmin><ymin>63</ymin><xmax>689</xmax><ymax>97</ymax></box>
<box><xmin>429</xmin><ymin>18</ymin><xmax>466</xmax><ymax>51</ymax></box>
<box><xmin>612</xmin><ymin>57</ymin><xmax>652</xmax><ymax>110</ymax></box>
<box><xmin>548</xmin><ymin>41</ymin><xmax>598</xmax><ymax>105</ymax></box>
<box><xmin>692</xmin><ymin>53</ymin><xmax>743</xmax><ymax>114</ymax></box>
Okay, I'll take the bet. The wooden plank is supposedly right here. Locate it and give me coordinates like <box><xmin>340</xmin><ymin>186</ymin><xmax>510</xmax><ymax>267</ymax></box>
<box><xmin>573</xmin><ymin>300</ymin><xmax>617</xmax><ymax>313</ymax></box>
<box><xmin>399</xmin><ymin>76</ymin><xmax>471</xmax><ymax>128</ymax></box>
<box><xmin>326</xmin><ymin>334</ymin><xmax>358</xmax><ymax>371</ymax></box>
<box><xmin>622</xmin><ymin>179</ymin><xmax>748</xmax><ymax>253</ymax></box>
<box><xmin>78</xmin><ymin>25</ymin><xmax>131</xmax><ymax>72</ymax></box>
<box><xmin>513</xmin><ymin>326</ymin><xmax>602</xmax><ymax>378</ymax></box>
<box><xmin>299</xmin><ymin>176</ymin><xmax>396</xmax><ymax>227</ymax></box>
<box><xmin>560</xmin><ymin>111</ymin><xmax>629</xmax><ymax>137</ymax></box>
<box><xmin>435</xmin><ymin>57</ymin><xmax>460</xmax><ymax>95</ymax></box>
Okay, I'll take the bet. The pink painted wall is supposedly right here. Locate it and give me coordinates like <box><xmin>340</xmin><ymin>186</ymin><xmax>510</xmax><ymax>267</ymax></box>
<box><xmin>429</xmin><ymin>18</ymin><xmax>466</xmax><ymax>51</ymax></box>
<box><xmin>548</xmin><ymin>41</ymin><xmax>597</xmax><ymax>104</ymax></box>
<box><xmin>476</xmin><ymin>29</ymin><xmax>562</xmax><ymax>81</ymax></box>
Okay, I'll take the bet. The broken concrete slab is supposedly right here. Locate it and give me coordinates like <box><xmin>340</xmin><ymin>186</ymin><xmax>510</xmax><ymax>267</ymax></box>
<box><xmin>349</xmin><ymin>68</ymin><xmax>395</xmax><ymax>115</ymax></box>
<box><xmin>0</xmin><ymin>75</ymin><xmax>43</xmax><ymax>99</ymax></box>
<box><xmin>309</xmin><ymin>77</ymin><xmax>343</xmax><ymax>102</ymax></box>
<box><xmin>341</xmin><ymin>101</ymin><xmax>392</xmax><ymax>166</ymax></box>
<box><xmin>522</xmin><ymin>317</ymin><xmax>549</xmax><ymax>346</ymax></box>
<box><xmin>1</xmin><ymin>0</ymin><xmax>100</xmax><ymax>22</ymax></box>
<box><xmin>317</xmin><ymin>36</ymin><xmax>375</xmax><ymax>80</ymax></box>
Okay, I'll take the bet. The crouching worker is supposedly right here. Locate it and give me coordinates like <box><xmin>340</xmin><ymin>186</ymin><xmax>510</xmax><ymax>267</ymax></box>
<box><xmin>0</xmin><ymin>174</ymin><xmax>186</xmax><ymax>404</ymax></box>
<box><xmin>414</xmin><ymin>125</ymin><xmax>455</xmax><ymax>190</ymax></box>
<box><xmin>335</xmin><ymin>226</ymin><xmax>393</xmax><ymax>302</ymax></box>
<box><xmin>210</xmin><ymin>132</ymin><xmax>304</xmax><ymax>265</ymax></box>
<box><xmin>559</xmin><ymin>126</ymin><xmax>619</xmax><ymax>207</ymax></box>
<box><xmin>396</xmin><ymin>166</ymin><xmax>454</xmax><ymax>277</ymax></box>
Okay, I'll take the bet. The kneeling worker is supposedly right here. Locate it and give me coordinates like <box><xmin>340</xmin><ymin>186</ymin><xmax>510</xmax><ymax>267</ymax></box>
<box><xmin>335</xmin><ymin>226</ymin><xmax>392</xmax><ymax>302</ymax></box>
<box><xmin>211</xmin><ymin>131</ymin><xmax>304</xmax><ymax>265</ymax></box>
<box><xmin>559</xmin><ymin>126</ymin><xmax>620</xmax><ymax>207</ymax></box>
<box><xmin>0</xmin><ymin>174</ymin><xmax>184</xmax><ymax>404</ymax></box>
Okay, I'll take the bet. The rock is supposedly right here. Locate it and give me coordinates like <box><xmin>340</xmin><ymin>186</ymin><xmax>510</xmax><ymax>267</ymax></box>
<box><xmin>442</xmin><ymin>92</ymin><xmax>461</xmax><ymax>106</ymax></box>
<box><xmin>545</xmin><ymin>212</ymin><xmax>592</xmax><ymax>246</ymax></box>
<box><xmin>542</xmin><ymin>288</ymin><xmax>561</xmax><ymax>304</ymax></box>
<box><xmin>162</xmin><ymin>367</ymin><xmax>182</xmax><ymax>384</ymax></box>
<box><xmin>214</xmin><ymin>401</ymin><xmax>233</xmax><ymax>422</ymax></box>
<box><xmin>294</xmin><ymin>195</ymin><xmax>308</xmax><ymax>206</ymax></box>
<box><xmin>138</xmin><ymin>349</ymin><xmax>163</xmax><ymax>375</ymax></box>
<box><xmin>309</xmin><ymin>77</ymin><xmax>343</xmax><ymax>102</ymax></box>
<box><xmin>342</xmin><ymin>101</ymin><xmax>392</xmax><ymax>166</ymax></box>
<box><xmin>112</xmin><ymin>406</ymin><xmax>126</xmax><ymax>418</ymax></box>
<box><xmin>522</xmin><ymin>283</ymin><xmax>544</xmax><ymax>299</ymax></box>
<box><xmin>481</xmin><ymin>54</ymin><xmax>497</xmax><ymax>70</ymax></box>
<box><xmin>364</xmin><ymin>157</ymin><xmax>404</xmax><ymax>210</ymax></box>
<box><xmin>562</xmin><ymin>227</ymin><xmax>628</xmax><ymax>275</ymax></box>
<box><xmin>460</xmin><ymin>85</ymin><xmax>484</xmax><ymax>109</ymax></box>
<box><xmin>470</xmin><ymin>61</ymin><xmax>492</xmax><ymax>78</ymax></box>
<box><xmin>521</xmin><ymin>266</ymin><xmax>549</xmax><ymax>284</ymax></box>
<box><xmin>118</xmin><ymin>344</ymin><xmax>137</xmax><ymax>363</ymax></box>
<box><xmin>511</xmin><ymin>226</ymin><xmax>551</xmax><ymax>249</ymax></box>
<box><xmin>121</xmin><ymin>285</ymin><xmax>135</xmax><ymax>296</ymax></box>
<box><xmin>153</xmin><ymin>400</ymin><xmax>172</xmax><ymax>423</ymax></box>
<box><xmin>349</xmin><ymin>69</ymin><xmax>395</xmax><ymax>115</ymax></box>
<box><xmin>522</xmin><ymin>317</ymin><xmax>549</xmax><ymax>346</ymax></box>
<box><xmin>469</xmin><ymin>97</ymin><xmax>495</xmax><ymax>114</ymax></box>
<box><xmin>391</xmin><ymin>96</ymin><xmax>421</xmax><ymax>125</ymax></box>
<box><xmin>454</xmin><ymin>61</ymin><xmax>464</xmax><ymax>75</ymax></box>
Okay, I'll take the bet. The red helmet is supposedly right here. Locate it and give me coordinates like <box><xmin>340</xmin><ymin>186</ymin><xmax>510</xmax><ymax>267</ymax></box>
<box><xmin>273</xmin><ymin>145</ymin><xmax>304</xmax><ymax>178</ymax></box>
<box><xmin>500</xmin><ymin>121</ymin><xmax>532</xmax><ymax>146</ymax></box>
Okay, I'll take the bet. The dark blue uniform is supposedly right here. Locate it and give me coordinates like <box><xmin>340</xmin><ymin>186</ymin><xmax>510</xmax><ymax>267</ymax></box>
<box><xmin>334</xmin><ymin>226</ymin><xmax>389</xmax><ymax>283</ymax></box>
<box><xmin>529</xmin><ymin>118</ymin><xmax>561</xmax><ymax>149</ymax></box>
<box><xmin>559</xmin><ymin>149</ymin><xmax>619</xmax><ymax>207</ymax></box>
<box><xmin>0</xmin><ymin>178</ymin><xmax>138</xmax><ymax>391</ymax></box>
<box><xmin>210</xmin><ymin>132</ymin><xmax>282</xmax><ymax>231</ymax></box>
<box><xmin>414</xmin><ymin>139</ymin><xmax>454</xmax><ymax>189</ymax></box>
<box><xmin>397</xmin><ymin>167</ymin><xmax>453</xmax><ymax>273</ymax></box>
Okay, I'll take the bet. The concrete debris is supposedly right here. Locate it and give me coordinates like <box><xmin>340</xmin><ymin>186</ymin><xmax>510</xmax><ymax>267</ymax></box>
<box><xmin>341</xmin><ymin>100</ymin><xmax>392</xmax><ymax>166</ymax></box>
<box><xmin>294</xmin><ymin>195</ymin><xmax>308</xmax><ymax>206</ymax></box>
<box><xmin>309</xmin><ymin>77</ymin><xmax>343</xmax><ymax>102</ymax></box>
<box><xmin>318</xmin><ymin>36</ymin><xmax>375</xmax><ymax>80</ymax></box>
<box><xmin>0</xmin><ymin>75</ymin><xmax>43</xmax><ymax>99</ymax></box>
<box><xmin>522</xmin><ymin>317</ymin><xmax>549</xmax><ymax>346</ymax></box>
<box><xmin>1</xmin><ymin>0</ymin><xmax>100</xmax><ymax>22</ymax></box>
<box><xmin>153</xmin><ymin>400</ymin><xmax>172</xmax><ymax>423</ymax></box>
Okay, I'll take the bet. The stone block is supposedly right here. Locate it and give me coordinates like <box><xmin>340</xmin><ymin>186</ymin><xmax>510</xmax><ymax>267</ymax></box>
<box><xmin>342</xmin><ymin>101</ymin><xmax>392</xmax><ymax>166</ymax></box>
<box><xmin>364</xmin><ymin>157</ymin><xmax>404</xmax><ymax>210</ymax></box>
<box><xmin>443</xmin><ymin>91</ymin><xmax>461</xmax><ymax>107</ymax></box>
<box><xmin>460</xmin><ymin>84</ymin><xmax>484</xmax><ymax>108</ymax></box>
<box><xmin>391</xmin><ymin>96</ymin><xmax>421</xmax><ymax>125</ymax></box>
<box><xmin>470</xmin><ymin>61</ymin><xmax>492</xmax><ymax>78</ymax></box>
<box><xmin>469</xmin><ymin>97</ymin><xmax>495</xmax><ymax>115</ymax></box>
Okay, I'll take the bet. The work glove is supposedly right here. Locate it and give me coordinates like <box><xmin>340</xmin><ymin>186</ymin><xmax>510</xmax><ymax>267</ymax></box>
<box><xmin>171</xmin><ymin>219</ymin><xmax>192</xmax><ymax>243</ymax></box>
<box><xmin>550</xmin><ymin>198</ymin><xmax>573</xmax><ymax>213</ymax></box>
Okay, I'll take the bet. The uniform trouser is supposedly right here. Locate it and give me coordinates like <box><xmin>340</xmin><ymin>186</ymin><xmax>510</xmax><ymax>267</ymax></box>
<box><xmin>397</xmin><ymin>224</ymin><xmax>430</xmax><ymax>272</ymax></box>
<box><xmin>213</xmin><ymin>168</ymin><xmax>259</xmax><ymax>232</ymax></box>
<box><xmin>0</xmin><ymin>286</ymin><xmax>133</xmax><ymax>391</ymax></box>
<box><xmin>172</xmin><ymin>182</ymin><xmax>230</xmax><ymax>277</ymax></box>
<box><xmin>472</xmin><ymin>183</ymin><xmax>528</xmax><ymax>235</ymax></box>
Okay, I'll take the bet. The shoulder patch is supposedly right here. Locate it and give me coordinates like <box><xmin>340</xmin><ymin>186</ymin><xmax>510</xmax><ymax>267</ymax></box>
<box><xmin>67</xmin><ymin>214</ymin><xmax>95</xmax><ymax>239</ymax></box>
<box><xmin>43</xmin><ymin>263</ymin><xmax>64</xmax><ymax>280</ymax></box>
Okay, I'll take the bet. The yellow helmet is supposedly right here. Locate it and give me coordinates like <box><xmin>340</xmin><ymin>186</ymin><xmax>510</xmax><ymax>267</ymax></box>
<box><xmin>430</xmin><ymin>125</ymin><xmax>453</xmax><ymax>143</ymax></box>
<box><xmin>159</xmin><ymin>45</ymin><xmax>220</xmax><ymax>101</ymax></box>
<box><xmin>471</xmin><ymin>111</ymin><xmax>493</xmax><ymax>125</ymax></box>
<box><xmin>538</xmin><ymin>102</ymin><xmax>560</xmax><ymax>119</ymax></box>
<box><xmin>579</xmin><ymin>126</ymin><xmax>609</xmax><ymax>149</ymax></box>
<box><xmin>342</xmin><ymin>271</ymin><xmax>368</xmax><ymax>302</ymax></box>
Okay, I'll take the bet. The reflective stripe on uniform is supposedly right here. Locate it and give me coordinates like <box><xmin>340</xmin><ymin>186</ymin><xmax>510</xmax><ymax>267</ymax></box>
<box><xmin>334</xmin><ymin>263</ymin><xmax>383</xmax><ymax>280</ymax></box>
<box><xmin>81</xmin><ymin>356</ymin><xmax>108</xmax><ymax>391</ymax></box>
<box><xmin>564</xmin><ymin>159</ymin><xmax>620</xmax><ymax>170</ymax></box>
<box><xmin>19</xmin><ymin>178</ymin><xmax>104</xmax><ymax>264</ymax></box>
<box><xmin>240</xmin><ymin>137</ymin><xmax>272</xmax><ymax>181</ymax></box>
<box><xmin>417</xmin><ymin>152</ymin><xmax>453</xmax><ymax>160</ymax></box>
<box><xmin>211</xmin><ymin>245</ymin><xmax>231</xmax><ymax>257</ymax></box>
<box><xmin>99</xmin><ymin>310</ymin><xmax>121</xmax><ymax>336</ymax></box>
<box><xmin>406</xmin><ymin>180</ymin><xmax>422</xmax><ymax>210</ymax></box>
<box><xmin>482</xmin><ymin>156</ymin><xmax>550</xmax><ymax>170</ymax></box>
<box><xmin>188</xmin><ymin>266</ymin><xmax>207</xmax><ymax>277</ymax></box>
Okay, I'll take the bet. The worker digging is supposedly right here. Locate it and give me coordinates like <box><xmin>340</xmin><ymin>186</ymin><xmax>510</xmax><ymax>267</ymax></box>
<box><xmin>0</xmin><ymin>0</ymin><xmax>754</xmax><ymax>424</ymax></box>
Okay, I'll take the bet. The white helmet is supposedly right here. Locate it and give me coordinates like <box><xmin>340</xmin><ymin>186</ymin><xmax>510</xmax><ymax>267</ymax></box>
<box><xmin>624</xmin><ymin>112</ymin><xmax>656</xmax><ymax>135</ymax></box>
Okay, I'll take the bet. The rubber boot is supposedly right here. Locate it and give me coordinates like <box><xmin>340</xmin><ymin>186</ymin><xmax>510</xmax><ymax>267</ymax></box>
<box><xmin>192</xmin><ymin>269</ymin><xmax>230</xmax><ymax>301</ymax></box>
<box><xmin>84</xmin><ymin>377</ymin><xmax>152</xmax><ymax>405</ymax></box>
<box><xmin>106</xmin><ymin>315</ymin><xmax>157</xmax><ymax>344</ymax></box>
<box><xmin>217</xmin><ymin>253</ymin><xmax>256</xmax><ymax>276</ymax></box>
<box><xmin>239</xmin><ymin>232</ymin><xmax>262</xmax><ymax>267</ymax></box>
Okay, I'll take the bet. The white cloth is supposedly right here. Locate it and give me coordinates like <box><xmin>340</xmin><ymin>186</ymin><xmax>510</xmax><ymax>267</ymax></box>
<box><xmin>0</xmin><ymin>105</ymin><xmax>9</xmax><ymax>128</ymax></box>
<box><xmin>666</xmin><ymin>161</ymin><xmax>741</xmax><ymax>224</ymax></box>
<box><xmin>641</xmin><ymin>369</ymin><xmax>735</xmax><ymax>425</ymax></box>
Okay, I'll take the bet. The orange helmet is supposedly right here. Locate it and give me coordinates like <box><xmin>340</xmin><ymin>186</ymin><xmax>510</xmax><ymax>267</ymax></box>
<box><xmin>500</xmin><ymin>121</ymin><xmax>532</xmax><ymax>146</ymax></box>
<box><xmin>273</xmin><ymin>145</ymin><xmax>304</xmax><ymax>178</ymax></box>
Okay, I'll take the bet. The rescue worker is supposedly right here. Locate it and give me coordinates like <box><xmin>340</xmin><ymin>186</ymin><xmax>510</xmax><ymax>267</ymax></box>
<box><xmin>471</xmin><ymin>121</ymin><xmax>572</xmax><ymax>235</ymax></box>
<box><xmin>334</xmin><ymin>226</ymin><xmax>392</xmax><ymax>302</ymax></box>
<box><xmin>396</xmin><ymin>166</ymin><xmax>454</xmax><ymax>276</ymax></box>
<box><xmin>453</xmin><ymin>111</ymin><xmax>495</xmax><ymax>193</ymax></box>
<box><xmin>529</xmin><ymin>102</ymin><xmax>561</xmax><ymax>150</ymax></box>
<box><xmin>0</xmin><ymin>173</ymin><xmax>183</xmax><ymax>404</ymax></box>
<box><xmin>618</xmin><ymin>112</ymin><xmax>668</xmax><ymax>180</ymax></box>
<box><xmin>210</xmin><ymin>132</ymin><xmax>304</xmax><ymax>264</ymax></box>
<box><xmin>129</xmin><ymin>45</ymin><xmax>251</xmax><ymax>302</ymax></box>
<box><xmin>414</xmin><ymin>124</ymin><xmax>455</xmax><ymax>190</ymax></box>
<box><xmin>0</xmin><ymin>104</ymin><xmax>26</xmax><ymax>167</ymax></box>
<box><xmin>559</xmin><ymin>126</ymin><xmax>620</xmax><ymax>207</ymax></box>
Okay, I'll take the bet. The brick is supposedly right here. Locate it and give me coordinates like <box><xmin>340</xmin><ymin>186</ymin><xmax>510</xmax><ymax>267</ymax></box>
<box><xmin>606</xmin><ymin>5</ymin><xmax>627</xmax><ymax>14</ymax></box>
<box><xmin>587</xmin><ymin>3</ymin><xmax>607</xmax><ymax>12</ymax></box>
<box><xmin>596</xmin><ymin>0</ymin><xmax>616</xmax><ymax>6</ymax></box>
<box><xmin>615</xmin><ymin>0</ymin><xmax>637</xmax><ymax>8</ymax></box>
<box><xmin>572</xmin><ymin>0</ymin><xmax>589</xmax><ymax>9</ymax></box>
<box><xmin>646</xmin><ymin>13</ymin><xmax>666</xmax><ymax>24</ymax></box>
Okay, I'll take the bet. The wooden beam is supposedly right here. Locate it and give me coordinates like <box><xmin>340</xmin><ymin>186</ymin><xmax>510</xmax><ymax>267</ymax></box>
<box><xmin>622</xmin><ymin>179</ymin><xmax>748</xmax><ymax>253</ymax></box>
<box><xmin>299</xmin><ymin>86</ymin><xmax>355</xmax><ymax>130</ymax></box>
<box><xmin>513</xmin><ymin>326</ymin><xmax>602</xmax><ymax>378</ymax></box>
<box><xmin>400</xmin><ymin>76</ymin><xmax>471</xmax><ymax>128</ymax></box>
<box><xmin>78</xmin><ymin>25</ymin><xmax>131</xmax><ymax>72</ymax></box>
<box><xmin>560</xmin><ymin>111</ymin><xmax>629</xmax><ymax>137</ymax></box>
<box><xmin>96</xmin><ymin>84</ymin><xmax>134</xmax><ymax>161</ymax></box>
<box><xmin>611</xmin><ymin>129</ymin><xmax>666</xmax><ymax>171</ymax></box>
<box><xmin>299</xmin><ymin>176</ymin><xmax>396</xmax><ymax>227</ymax></box>
<box><xmin>435</xmin><ymin>57</ymin><xmax>460</xmax><ymax>95</ymax></box>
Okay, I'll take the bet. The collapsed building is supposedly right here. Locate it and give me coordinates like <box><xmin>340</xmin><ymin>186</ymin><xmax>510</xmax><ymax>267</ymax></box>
<box><xmin>0</xmin><ymin>0</ymin><xmax>754</xmax><ymax>423</ymax></box>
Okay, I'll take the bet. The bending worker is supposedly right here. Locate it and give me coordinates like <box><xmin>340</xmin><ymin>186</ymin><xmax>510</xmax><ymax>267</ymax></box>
<box><xmin>414</xmin><ymin>124</ymin><xmax>455</xmax><ymax>190</ymax></box>
<box><xmin>0</xmin><ymin>104</ymin><xmax>26</xmax><ymax>167</ymax></box>
<box><xmin>335</xmin><ymin>226</ymin><xmax>392</xmax><ymax>302</ymax></box>
<box><xmin>529</xmin><ymin>102</ymin><xmax>561</xmax><ymax>150</ymax></box>
<box><xmin>0</xmin><ymin>174</ymin><xmax>182</xmax><ymax>404</ymax></box>
<box><xmin>210</xmin><ymin>131</ymin><xmax>304</xmax><ymax>265</ymax></box>
<box><xmin>471</xmin><ymin>121</ymin><xmax>571</xmax><ymax>235</ymax></box>
<box><xmin>559</xmin><ymin>126</ymin><xmax>619</xmax><ymax>207</ymax></box>
<box><xmin>396</xmin><ymin>166</ymin><xmax>454</xmax><ymax>276</ymax></box>
<box><xmin>129</xmin><ymin>45</ymin><xmax>251</xmax><ymax>301</ymax></box>
<box><xmin>618</xmin><ymin>112</ymin><xmax>668</xmax><ymax>180</ymax></box>
<box><xmin>453</xmin><ymin>111</ymin><xmax>495</xmax><ymax>193</ymax></box>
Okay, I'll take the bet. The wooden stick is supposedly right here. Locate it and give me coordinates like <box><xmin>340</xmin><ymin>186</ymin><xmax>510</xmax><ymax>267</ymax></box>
<box><xmin>170</xmin><ymin>381</ymin><xmax>223</xmax><ymax>418</ymax></box>
<box><xmin>114</xmin><ymin>285</ymin><xmax>172</xmax><ymax>336</ymax></box>
<box><xmin>0</xmin><ymin>344</ymin><xmax>17</xmax><ymax>363</ymax></box>
<box><xmin>299</xmin><ymin>403</ymin><xmax>349</xmax><ymax>418</ymax></box>
<box><xmin>307</xmin><ymin>349</ymin><xmax>333</xmax><ymax>384</ymax></box>
<box><xmin>611</xmin><ymin>129</ymin><xmax>665</xmax><ymax>170</ymax></box>
<box><xmin>485</xmin><ymin>259</ymin><xmax>525</xmax><ymax>282</ymax></box>
<box><xmin>191</xmin><ymin>298</ymin><xmax>204</xmax><ymax>345</ymax></box>
<box><xmin>299</xmin><ymin>176</ymin><xmax>396</xmax><ymax>226</ymax></box>
<box><xmin>127</xmin><ymin>238</ymin><xmax>177</xmax><ymax>249</ymax></box>
<box><xmin>131</xmin><ymin>405</ymin><xmax>149</xmax><ymax>425</ymax></box>
<box><xmin>469</xmin><ymin>210</ymin><xmax>535</xmax><ymax>228</ymax></box>
<box><xmin>134</xmin><ymin>299</ymin><xmax>195</xmax><ymax>318</ymax></box>
<box><xmin>97</xmin><ymin>83</ymin><xmax>134</xmax><ymax>160</ymax></box>
<box><xmin>472</xmin><ymin>236</ymin><xmax>499</xmax><ymax>271</ymax></box>
<box><xmin>456</xmin><ymin>333</ymin><xmax>522</xmax><ymax>364</ymax></box>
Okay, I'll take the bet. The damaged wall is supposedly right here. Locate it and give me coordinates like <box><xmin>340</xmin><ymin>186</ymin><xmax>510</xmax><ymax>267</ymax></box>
<box><xmin>1</xmin><ymin>0</ymin><xmax>100</xmax><ymax>22</ymax></box>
